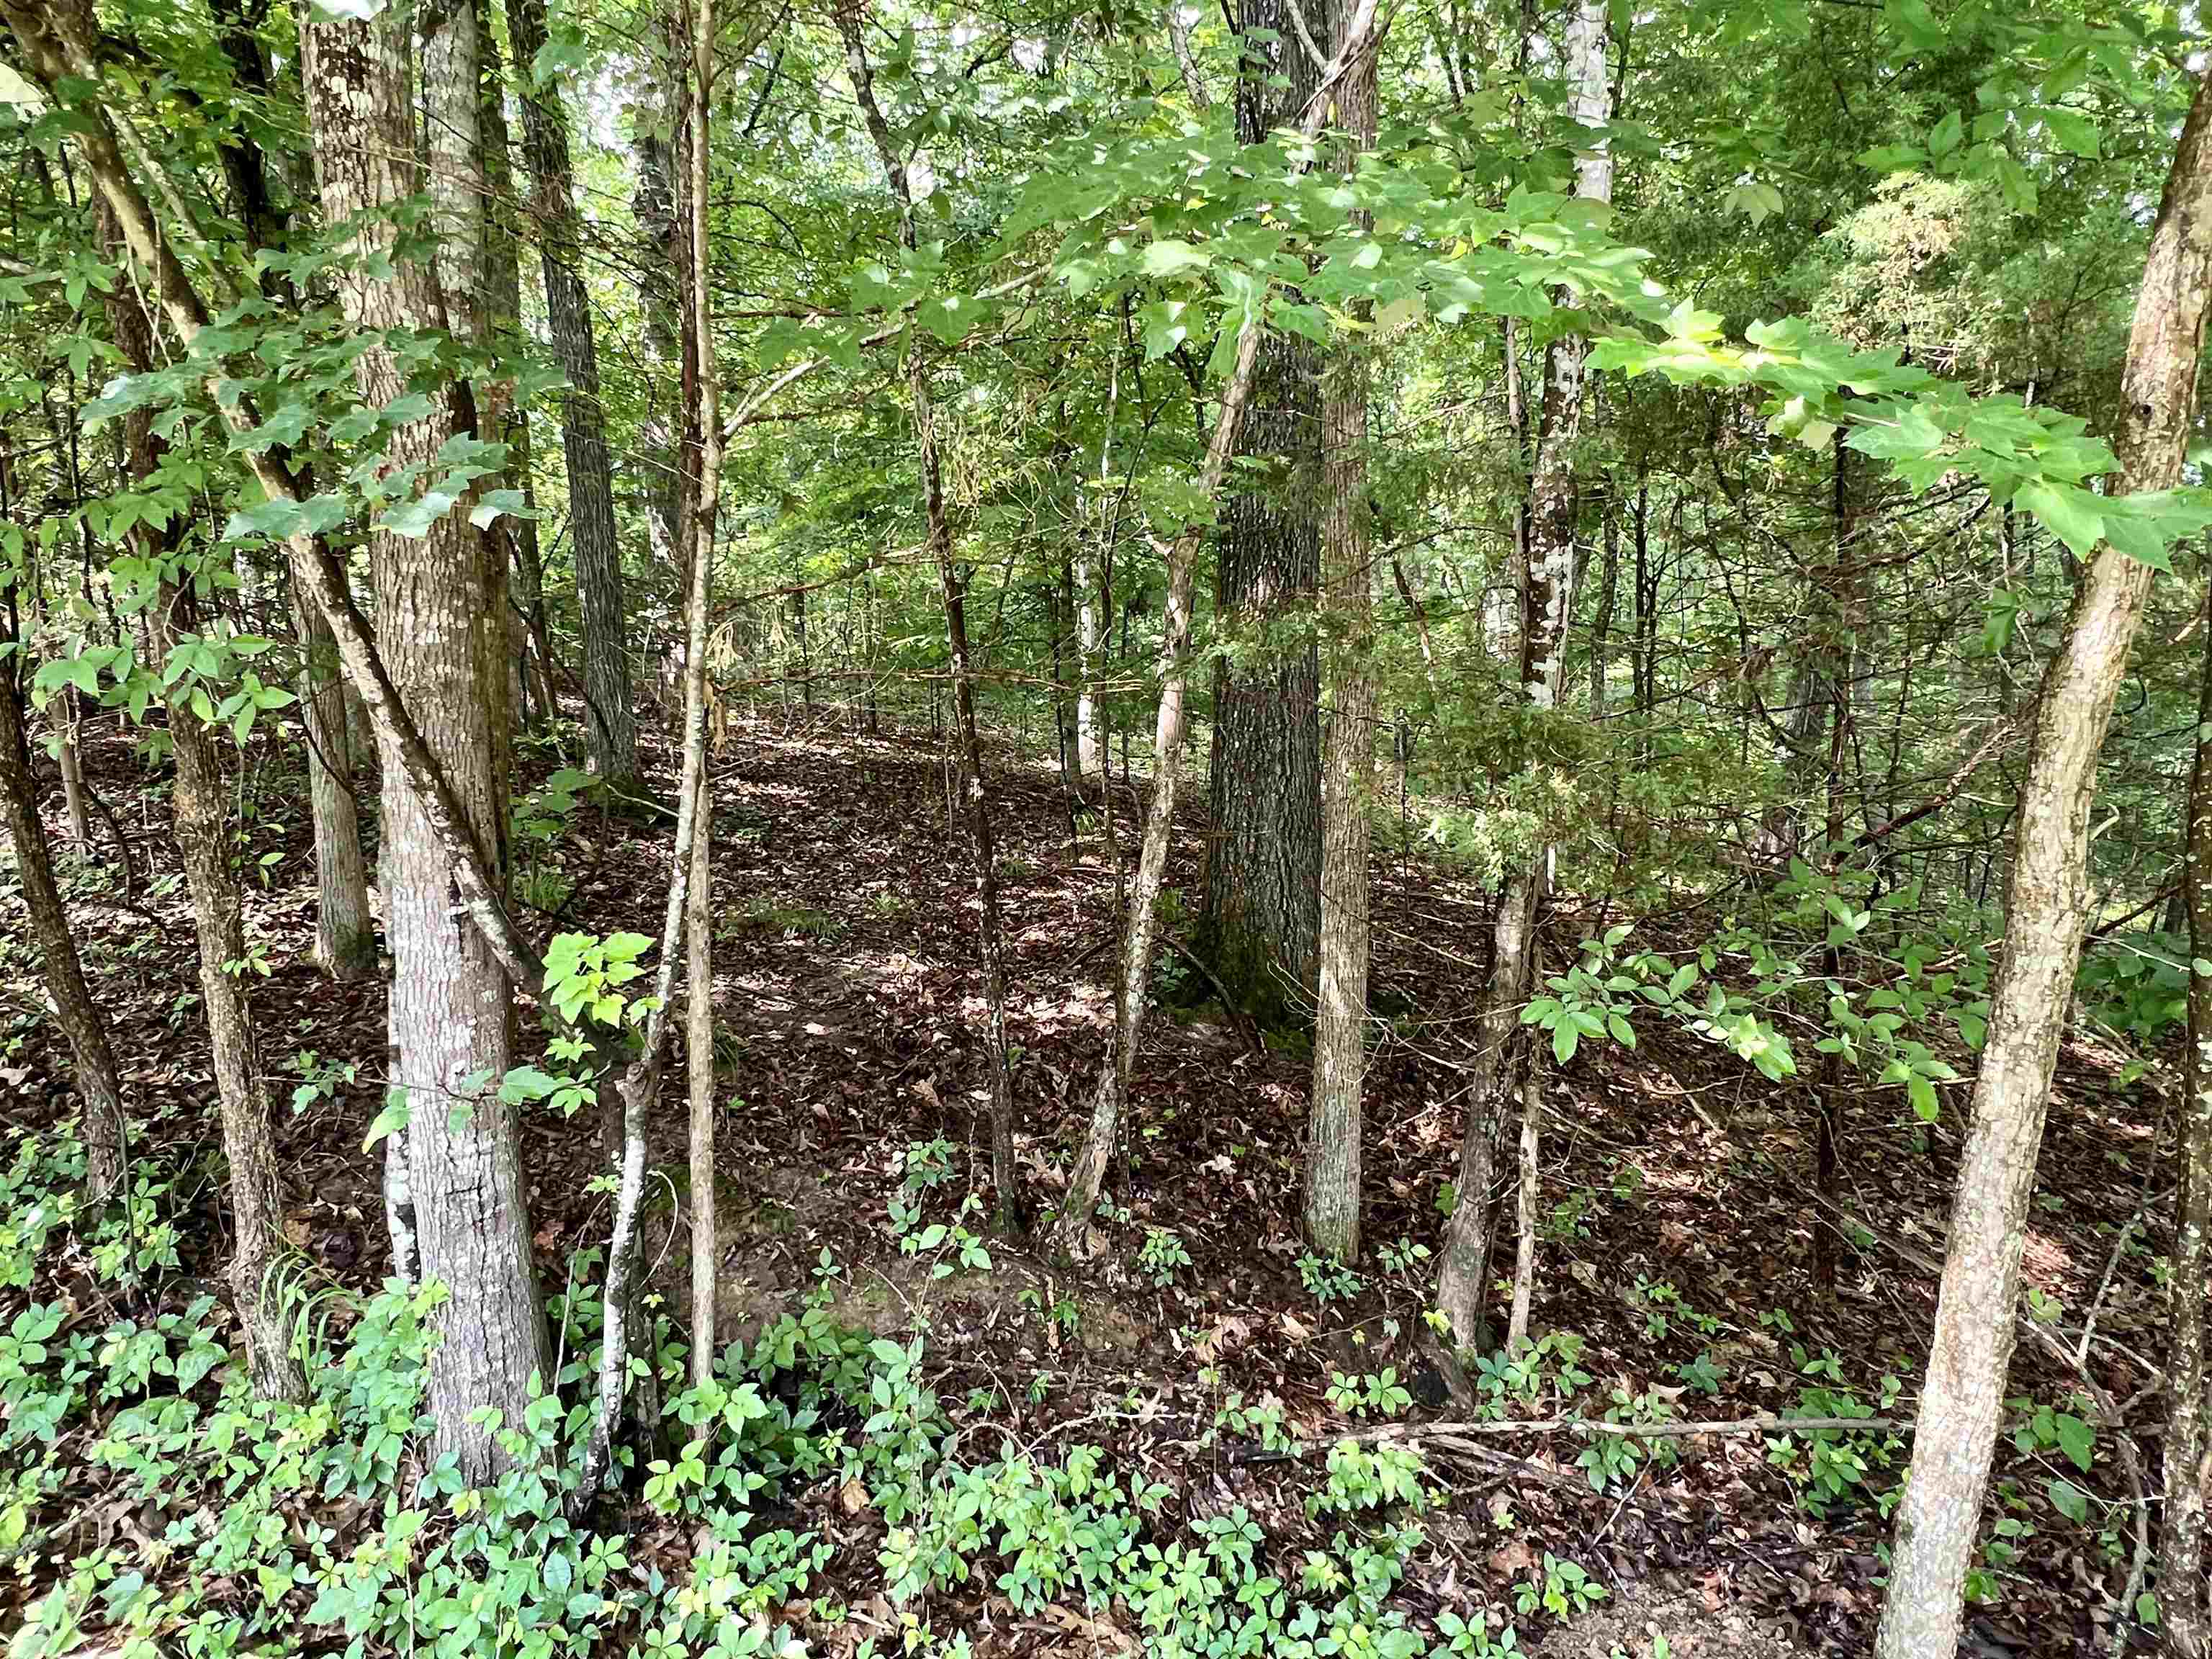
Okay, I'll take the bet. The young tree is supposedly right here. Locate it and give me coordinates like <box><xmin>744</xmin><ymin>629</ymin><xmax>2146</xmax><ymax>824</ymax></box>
<box><xmin>1874</xmin><ymin>56</ymin><xmax>2212</xmax><ymax>1659</ymax></box>
<box><xmin>299</xmin><ymin>0</ymin><xmax>551</xmax><ymax>1482</ymax></box>
<box><xmin>837</xmin><ymin>0</ymin><xmax>1023</xmax><ymax>1233</ymax></box>
<box><xmin>1435</xmin><ymin>0</ymin><xmax>1614</xmax><ymax>1351</ymax></box>
<box><xmin>508</xmin><ymin>0</ymin><xmax>639</xmax><ymax>790</ymax></box>
<box><xmin>1304</xmin><ymin>0</ymin><xmax>1379</xmax><ymax>1264</ymax></box>
<box><xmin>0</xmin><ymin>617</ymin><xmax>127</xmax><ymax>1199</ymax></box>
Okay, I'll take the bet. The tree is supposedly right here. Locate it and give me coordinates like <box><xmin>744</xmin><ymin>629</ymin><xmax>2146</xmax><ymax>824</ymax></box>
<box><xmin>837</xmin><ymin>0</ymin><xmax>1023</xmax><ymax>1234</ymax></box>
<box><xmin>1304</xmin><ymin>0</ymin><xmax>1380</xmax><ymax>1264</ymax></box>
<box><xmin>0</xmin><ymin>610</ymin><xmax>127</xmax><ymax>1200</ymax></box>
<box><xmin>1057</xmin><ymin>0</ymin><xmax>1383</xmax><ymax>1254</ymax></box>
<box><xmin>508</xmin><ymin>0</ymin><xmax>639</xmax><ymax>791</ymax></box>
<box><xmin>299</xmin><ymin>0</ymin><xmax>551</xmax><ymax>1482</ymax></box>
<box><xmin>1435</xmin><ymin>0</ymin><xmax>1614</xmax><ymax>1351</ymax></box>
<box><xmin>1874</xmin><ymin>55</ymin><xmax>2212</xmax><ymax>1659</ymax></box>
<box><xmin>1198</xmin><ymin>0</ymin><xmax>1326</xmax><ymax>1028</ymax></box>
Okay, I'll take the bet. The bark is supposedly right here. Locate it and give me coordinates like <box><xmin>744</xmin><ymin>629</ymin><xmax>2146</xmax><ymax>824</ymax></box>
<box><xmin>152</xmin><ymin>577</ymin><xmax>305</xmax><ymax>1403</ymax></box>
<box><xmin>575</xmin><ymin>0</ymin><xmax>722</xmax><ymax>1497</ymax></box>
<box><xmin>1303</xmin><ymin>6</ymin><xmax>1377</xmax><ymax>1265</ymax></box>
<box><xmin>1056</xmin><ymin>0</ymin><xmax>1380</xmax><ymax>1255</ymax></box>
<box><xmin>477</xmin><ymin>0</ymin><xmax>557</xmax><ymax>727</ymax></box>
<box><xmin>1507</xmin><ymin>1070</ymin><xmax>1540</xmax><ymax>1351</ymax></box>
<box><xmin>633</xmin><ymin>12</ymin><xmax>688</xmax><ymax>578</ymax></box>
<box><xmin>1874</xmin><ymin>58</ymin><xmax>2212</xmax><ymax>1659</ymax></box>
<box><xmin>1199</xmin><ymin>0</ymin><xmax>1326</xmax><ymax>1027</ymax></box>
<box><xmin>53</xmin><ymin>698</ymin><xmax>86</xmax><ymax>853</ymax></box>
<box><xmin>688</xmin><ymin>767</ymin><xmax>716</xmax><ymax>1386</ymax></box>
<box><xmin>300</xmin><ymin>1</ymin><xmax>550</xmax><ymax>1483</ymax></box>
<box><xmin>837</xmin><ymin>0</ymin><xmax>1023</xmax><ymax>1234</ymax></box>
<box><xmin>508</xmin><ymin>0</ymin><xmax>637</xmax><ymax>788</ymax></box>
<box><xmin>1589</xmin><ymin>491</ymin><xmax>1618</xmax><ymax>717</ymax></box>
<box><xmin>290</xmin><ymin>572</ymin><xmax>376</xmax><ymax>979</ymax></box>
<box><xmin>1436</xmin><ymin>0</ymin><xmax>1611</xmax><ymax>1351</ymax></box>
<box><xmin>0</xmin><ymin>649</ymin><xmax>126</xmax><ymax>1200</ymax></box>
<box><xmin>184</xmin><ymin>32</ymin><xmax>379</xmax><ymax>986</ymax></box>
<box><xmin>2164</xmin><ymin>573</ymin><xmax>2212</xmax><ymax>1659</ymax></box>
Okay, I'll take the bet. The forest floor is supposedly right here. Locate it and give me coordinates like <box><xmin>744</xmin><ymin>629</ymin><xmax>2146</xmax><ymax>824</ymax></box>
<box><xmin>2</xmin><ymin>710</ymin><xmax>2172</xmax><ymax>1658</ymax></box>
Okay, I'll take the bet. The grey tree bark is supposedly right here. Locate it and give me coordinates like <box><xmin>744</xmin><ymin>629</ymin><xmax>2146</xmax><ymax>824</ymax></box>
<box><xmin>688</xmin><ymin>767</ymin><xmax>716</xmax><ymax>1386</ymax></box>
<box><xmin>300</xmin><ymin>0</ymin><xmax>551</xmax><ymax>1483</ymax></box>
<box><xmin>1303</xmin><ymin>0</ymin><xmax>1377</xmax><ymax>1265</ymax></box>
<box><xmin>508</xmin><ymin>0</ymin><xmax>638</xmax><ymax>788</ymax></box>
<box><xmin>2163</xmin><ymin>572</ymin><xmax>2212</xmax><ymax>1659</ymax></box>
<box><xmin>1874</xmin><ymin>55</ymin><xmax>2212</xmax><ymax>1659</ymax></box>
<box><xmin>1199</xmin><ymin>0</ymin><xmax>1325</xmax><ymax>1028</ymax></box>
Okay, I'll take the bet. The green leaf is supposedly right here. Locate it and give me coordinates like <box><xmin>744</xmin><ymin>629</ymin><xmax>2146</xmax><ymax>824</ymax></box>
<box><xmin>2041</xmin><ymin>107</ymin><xmax>2099</xmax><ymax>158</ymax></box>
<box><xmin>1907</xmin><ymin>1074</ymin><xmax>1939</xmax><ymax>1122</ymax></box>
<box><xmin>2054</xmin><ymin>1411</ymin><xmax>2095</xmax><ymax>1473</ymax></box>
<box><xmin>1928</xmin><ymin>109</ymin><xmax>1964</xmax><ymax>158</ymax></box>
<box><xmin>2013</xmin><ymin>480</ymin><xmax>2105</xmax><ymax>561</ymax></box>
<box><xmin>1552</xmin><ymin>1021</ymin><xmax>1578</xmax><ymax>1065</ymax></box>
<box><xmin>2046</xmin><ymin>1478</ymin><xmax>2089</xmax><ymax>1524</ymax></box>
<box><xmin>363</xmin><ymin>1089</ymin><xmax>410</xmax><ymax>1151</ymax></box>
<box><xmin>1140</xmin><ymin>239</ymin><xmax>1210</xmax><ymax>279</ymax></box>
<box><xmin>1606</xmin><ymin>1012</ymin><xmax>1636</xmax><ymax>1048</ymax></box>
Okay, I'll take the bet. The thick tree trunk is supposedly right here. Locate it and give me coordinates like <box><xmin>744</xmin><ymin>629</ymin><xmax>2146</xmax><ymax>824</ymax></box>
<box><xmin>2163</xmin><ymin>576</ymin><xmax>2212</xmax><ymax>1659</ymax></box>
<box><xmin>1056</xmin><ymin>0</ymin><xmax>1378</xmax><ymax>1254</ymax></box>
<box><xmin>837</xmin><ymin>0</ymin><xmax>1023</xmax><ymax>1233</ymax></box>
<box><xmin>1437</xmin><ymin>0</ymin><xmax>1611</xmax><ymax>1351</ymax></box>
<box><xmin>1303</xmin><ymin>6</ymin><xmax>1377</xmax><ymax>1265</ymax></box>
<box><xmin>0</xmin><ymin>655</ymin><xmax>126</xmax><ymax>1199</ymax></box>
<box><xmin>508</xmin><ymin>0</ymin><xmax>637</xmax><ymax>788</ymax></box>
<box><xmin>300</xmin><ymin>1</ymin><xmax>550</xmax><ymax>1483</ymax></box>
<box><xmin>1199</xmin><ymin>0</ymin><xmax>1326</xmax><ymax>1027</ymax></box>
<box><xmin>1874</xmin><ymin>58</ymin><xmax>2212</xmax><ymax>1659</ymax></box>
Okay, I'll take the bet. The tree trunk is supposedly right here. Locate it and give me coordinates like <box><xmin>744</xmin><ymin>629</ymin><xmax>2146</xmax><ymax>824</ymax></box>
<box><xmin>574</xmin><ymin>0</ymin><xmax>724</xmax><ymax>1498</ymax></box>
<box><xmin>0</xmin><ymin>650</ymin><xmax>126</xmax><ymax>1199</ymax></box>
<box><xmin>291</xmin><ymin>572</ymin><xmax>376</xmax><ymax>978</ymax></box>
<box><xmin>1875</xmin><ymin>57</ymin><xmax>2212</xmax><ymax>1659</ymax></box>
<box><xmin>836</xmin><ymin>0</ymin><xmax>1023</xmax><ymax>1233</ymax></box>
<box><xmin>632</xmin><ymin>10</ymin><xmax>688</xmax><ymax>579</ymax></box>
<box><xmin>1436</xmin><ymin>0</ymin><xmax>1611</xmax><ymax>1352</ymax></box>
<box><xmin>71</xmin><ymin>171</ymin><xmax>299</xmax><ymax>1393</ymax></box>
<box><xmin>508</xmin><ymin>0</ymin><xmax>637</xmax><ymax>789</ymax></box>
<box><xmin>1057</xmin><ymin>0</ymin><xmax>1379</xmax><ymax>1254</ymax></box>
<box><xmin>1589</xmin><ymin>490</ymin><xmax>1618</xmax><ymax>717</ymax></box>
<box><xmin>1198</xmin><ymin>0</ymin><xmax>1326</xmax><ymax>1028</ymax></box>
<box><xmin>1303</xmin><ymin>4</ymin><xmax>1377</xmax><ymax>1265</ymax></box>
<box><xmin>2163</xmin><ymin>573</ymin><xmax>2212</xmax><ymax>1659</ymax></box>
<box><xmin>688</xmin><ymin>766</ymin><xmax>716</xmax><ymax>1385</ymax></box>
<box><xmin>479</xmin><ymin>5</ymin><xmax>557</xmax><ymax>731</ymax></box>
<box><xmin>300</xmin><ymin>0</ymin><xmax>550</xmax><ymax>1483</ymax></box>
<box><xmin>153</xmin><ymin>580</ymin><xmax>306</xmax><ymax>1403</ymax></box>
